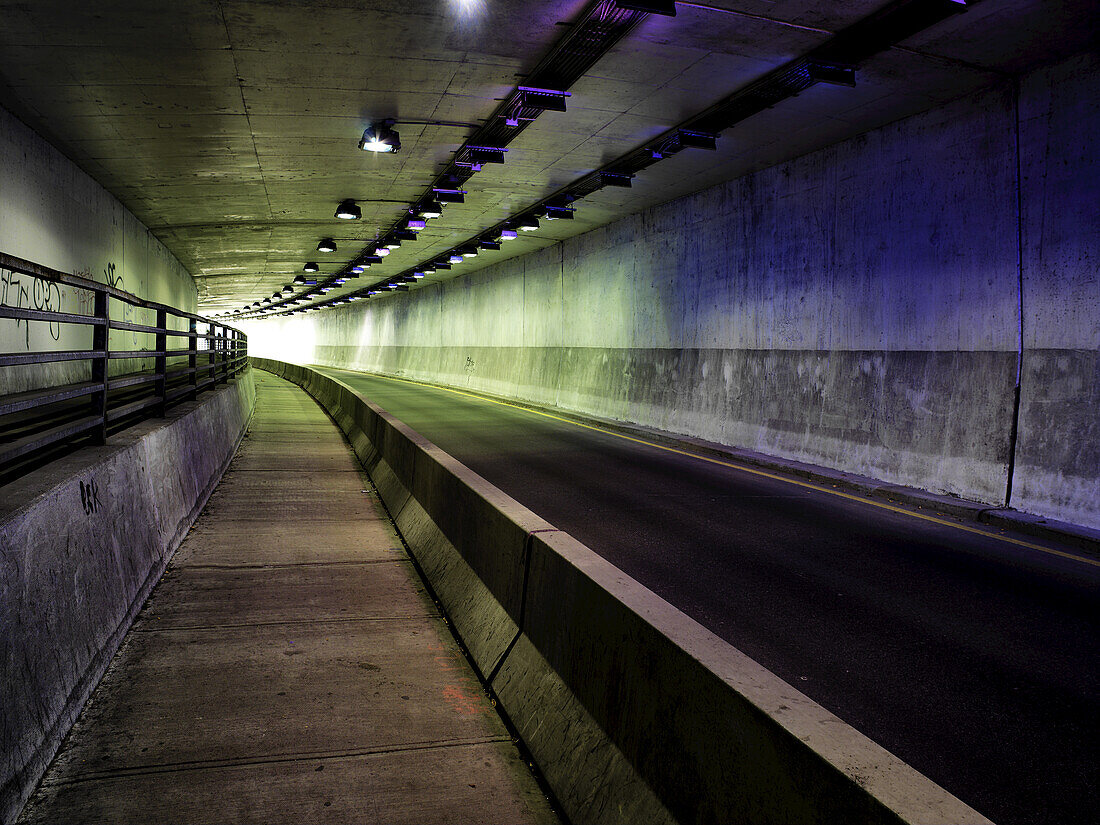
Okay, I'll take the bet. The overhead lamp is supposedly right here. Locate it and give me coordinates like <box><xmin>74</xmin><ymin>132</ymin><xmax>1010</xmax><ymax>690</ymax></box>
<box><xmin>478</xmin><ymin>239</ymin><xmax>501</xmax><ymax>250</ymax></box>
<box><xmin>434</xmin><ymin>260</ymin><xmax>452</xmax><ymax>270</ymax></box>
<box><xmin>394</xmin><ymin>230</ymin><xmax>418</xmax><ymax>242</ymax></box>
<box><xmin>516</xmin><ymin>86</ymin><xmax>571</xmax><ymax>113</ymax></box>
<box><xmin>384</xmin><ymin>239</ymin><xmax>401</xmax><ymax>250</ymax></box>
<box><xmin>406</xmin><ymin>219</ymin><xmax>426</xmax><ymax>231</ymax></box>
<box><xmin>422</xmin><ymin>265</ymin><xmax>436</xmax><ymax>275</ymax></box>
<box><xmin>500</xmin><ymin>229</ymin><xmax>518</xmax><ymax>241</ymax></box>
<box><xmin>335</xmin><ymin>199</ymin><xmax>361</xmax><ymax>220</ymax></box>
<box><xmin>303</xmin><ymin>262</ymin><xmax>319</xmax><ymax>272</ymax></box>
<box><xmin>358</xmin><ymin>118</ymin><xmax>401</xmax><ymax>153</ymax></box>
<box><xmin>262</xmin><ymin>297</ymin><xmax>271</xmax><ymax>303</ymax></box>
<box><xmin>418</xmin><ymin>200</ymin><xmax>444</xmax><ymax>218</ymax></box>
<box><xmin>412</xmin><ymin>272</ymin><xmax>426</xmax><ymax>279</ymax></box>
<box><xmin>362</xmin><ymin>255</ymin><xmax>384</xmax><ymax>264</ymax></box>
<box><xmin>600</xmin><ymin>171</ymin><xmax>634</xmax><ymax>188</ymax></box>
<box><xmin>334</xmin><ymin>278</ymin><xmax>347</xmax><ymax>285</ymax></box>
<box><xmin>544</xmin><ymin>205</ymin><xmax>575</xmax><ymax>220</ymax></box>
<box><xmin>432</xmin><ymin>189</ymin><xmax>466</xmax><ymax>204</ymax></box>
<box><xmin>317</xmin><ymin>238</ymin><xmax>337</xmax><ymax>253</ymax></box>
<box><xmin>614</xmin><ymin>0</ymin><xmax>676</xmax><ymax>15</ymax></box>
<box><xmin>678</xmin><ymin>129</ymin><xmax>718</xmax><ymax>151</ymax></box>
<box><xmin>463</xmin><ymin>146</ymin><xmax>506</xmax><ymax>165</ymax></box>
<box><xmin>449</xmin><ymin>254</ymin><xmax>464</xmax><ymax>264</ymax></box>
<box><xmin>517</xmin><ymin>216</ymin><xmax>539</xmax><ymax>231</ymax></box>
<box><xmin>294</xmin><ymin>275</ymin><xmax>306</xmax><ymax>284</ymax></box>
<box><xmin>458</xmin><ymin>245</ymin><xmax>479</xmax><ymax>258</ymax></box>
<box><xmin>375</xmin><ymin>247</ymin><xmax>391</xmax><ymax>257</ymax></box>
<box><xmin>350</xmin><ymin>264</ymin><xmax>367</xmax><ymax>274</ymax></box>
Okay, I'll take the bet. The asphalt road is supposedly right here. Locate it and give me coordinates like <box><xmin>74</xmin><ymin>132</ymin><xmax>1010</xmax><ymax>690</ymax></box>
<box><xmin>316</xmin><ymin>366</ymin><xmax>1099</xmax><ymax>825</ymax></box>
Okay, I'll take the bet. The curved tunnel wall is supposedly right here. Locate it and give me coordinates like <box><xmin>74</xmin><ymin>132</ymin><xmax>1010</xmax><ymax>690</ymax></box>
<box><xmin>0</xmin><ymin>103</ymin><xmax>198</xmax><ymax>395</ymax></box>
<box><xmin>246</xmin><ymin>53</ymin><xmax>1099</xmax><ymax>530</ymax></box>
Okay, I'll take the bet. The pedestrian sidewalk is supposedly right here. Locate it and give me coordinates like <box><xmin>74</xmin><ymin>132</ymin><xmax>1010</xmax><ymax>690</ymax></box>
<box><xmin>17</xmin><ymin>372</ymin><xmax>557</xmax><ymax>825</ymax></box>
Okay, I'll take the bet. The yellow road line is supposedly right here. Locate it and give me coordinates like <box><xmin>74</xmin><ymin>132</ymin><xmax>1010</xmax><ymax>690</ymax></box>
<box><xmin>329</xmin><ymin>367</ymin><xmax>1100</xmax><ymax>570</ymax></box>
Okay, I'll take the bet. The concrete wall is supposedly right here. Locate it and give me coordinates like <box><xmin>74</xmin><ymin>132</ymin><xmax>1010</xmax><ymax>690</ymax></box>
<box><xmin>0</xmin><ymin>370</ymin><xmax>254</xmax><ymax>825</ymax></box>
<box><xmin>246</xmin><ymin>51</ymin><xmax>1099</xmax><ymax>530</ymax></box>
<box><xmin>0</xmin><ymin>104</ymin><xmax>198</xmax><ymax>394</ymax></box>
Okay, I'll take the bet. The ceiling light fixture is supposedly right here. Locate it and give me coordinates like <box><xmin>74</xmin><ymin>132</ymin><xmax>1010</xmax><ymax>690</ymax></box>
<box><xmin>500</xmin><ymin>229</ymin><xmax>518</xmax><ymax>240</ymax></box>
<box><xmin>449</xmin><ymin>254</ymin><xmax>464</xmax><ymax>264</ymax></box>
<box><xmin>613</xmin><ymin>0</ymin><xmax>676</xmax><ymax>15</ymax></box>
<box><xmin>317</xmin><ymin>238</ymin><xmax>337</xmax><ymax>252</ymax></box>
<box><xmin>335</xmin><ymin>200</ymin><xmax>361</xmax><ymax>220</ymax></box>
<box><xmin>517</xmin><ymin>216</ymin><xmax>539</xmax><ymax>231</ymax></box>
<box><xmin>418</xmin><ymin>200</ymin><xmax>444</xmax><ymax>218</ymax></box>
<box><xmin>303</xmin><ymin>262</ymin><xmax>319</xmax><ymax>272</ymax></box>
<box><xmin>359</xmin><ymin>118</ymin><xmax>401</xmax><ymax>153</ymax></box>
<box><xmin>458</xmin><ymin>245</ymin><xmax>479</xmax><ymax>258</ymax></box>
<box><xmin>406</xmin><ymin>219</ymin><xmax>427</xmax><ymax>231</ymax></box>
<box><xmin>433</xmin><ymin>189</ymin><xmax>466</xmax><ymax>204</ymax></box>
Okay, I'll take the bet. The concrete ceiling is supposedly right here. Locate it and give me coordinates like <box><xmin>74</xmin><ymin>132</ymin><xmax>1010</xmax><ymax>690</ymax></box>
<box><xmin>0</xmin><ymin>1</ymin><xmax>1095</xmax><ymax>316</ymax></box>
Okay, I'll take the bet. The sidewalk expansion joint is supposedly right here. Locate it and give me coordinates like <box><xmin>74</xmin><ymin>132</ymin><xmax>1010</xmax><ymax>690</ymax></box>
<box><xmin>40</xmin><ymin>736</ymin><xmax>513</xmax><ymax>786</ymax></box>
<box><xmin>174</xmin><ymin>559</ymin><xmax>404</xmax><ymax>570</ymax></box>
<box><xmin>131</xmin><ymin>614</ymin><xmax>440</xmax><ymax>632</ymax></box>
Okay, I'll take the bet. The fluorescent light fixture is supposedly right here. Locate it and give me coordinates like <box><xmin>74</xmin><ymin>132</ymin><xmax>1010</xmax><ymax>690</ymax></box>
<box><xmin>614</xmin><ymin>0</ymin><xmax>676</xmax><ymax>15</ymax></box>
<box><xmin>518</xmin><ymin>216</ymin><xmax>539</xmax><ymax>231</ymax></box>
<box><xmin>317</xmin><ymin>238</ymin><xmax>337</xmax><ymax>252</ymax></box>
<box><xmin>458</xmin><ymin>245</ymin><xmax>478</xmax><ymax>257</ymax></box>
<box><xmin>478</xmin><ymin>239</ymin><xmax>501</xmax><ymax>250</ymax></box>
<box><xmin>303</xmin><ymin>262</ymin><xmax>319</xmax><ymax>272</ymax></box>
<box><xmin>412</xmin><ymin>272</ymin><xmax>426</xmax><ymax>279</ymax></box>
<box><xmin>375</xmin><ymin>247</ymin><xmax>391</xmax><ymax>257</ymax></box>
<box><xmin>394</xmin><ymin>230</ymin><xmax>418</xmax><ymax>242</ymax></box>
<box><xmin>335</xmin><ymin>200</ymin><xmax>361</xmax><ymax>220</ymax></box>
<box><xmin>500</xmin><ymin>229</ymin><xmax>518</xmax><ymax>240</ymax></box>
<box><xmin>418</xmin><ymin>200</ymin><xmax>444</xmax><ymax>218</ymax></box>
<box><xmin>384</xmin><ymin>239</ymin><xmax>401</xmax><ymax>250</ymax></box>
<box><xmin>406</xmin><ymin>219</ymin><xmax>426</xmax><ymax>231</ymax></box>
<box><xmin>433</xmin><ymin>189</ymin><xmax>466</xmax><ymax>204</ymax></box>
<box><xmin>422</xmin><ymin>265</ymin><xmax>436</xmax><ymax>274</ymax></box>
<box><xmin>358</xmin><ymin>119</ymin><xmax>401</xmax><ymax>153</ymax></box>
<box><xmin>334</xmin><ymin>278</ymin><xmax>347</xmax><ymax>285</ymax></box>
<box><xmin>351</xmin><ymin>265</ymin><xmax>366</xmax><ymax>274</ymax></box>
<box><xmin>449</xmin><ymin>254</ymin><xmax>464</xmax><ymax>264</ymax></box>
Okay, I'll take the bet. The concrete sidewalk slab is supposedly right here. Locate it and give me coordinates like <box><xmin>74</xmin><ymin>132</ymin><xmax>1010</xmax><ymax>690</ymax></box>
<box><xmin>16</xmin><ymin>373</ymin><xmax>556</xmax><ymax>825</ymax></box>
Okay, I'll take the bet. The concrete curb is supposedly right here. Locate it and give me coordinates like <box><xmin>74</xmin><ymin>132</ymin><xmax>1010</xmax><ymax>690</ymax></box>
<box><xmin>256</xmin><ymin>357</ymin><xmax>993</xmax><ymax>825</ymax></box>
<box><xmin>0</xmin><ymin>370</ymin><xmax>255</xmax><ymax>825</ymax></box>
<box><xmin>327</xmin><ymin>367</ymin><xmax>1100</xmax><ymax>558</ymax></box>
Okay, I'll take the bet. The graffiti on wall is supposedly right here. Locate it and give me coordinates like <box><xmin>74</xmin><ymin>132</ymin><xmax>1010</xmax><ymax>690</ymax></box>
<box><xmin>1</xmin><ymin>266</ymin><xmax>63</xmax><ymax>348</ymax></box>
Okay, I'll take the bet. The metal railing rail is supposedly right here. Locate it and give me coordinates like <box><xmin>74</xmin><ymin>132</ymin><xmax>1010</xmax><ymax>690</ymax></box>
<box><xmin>0</xmin><ymin>251</ymin><xmax>246</xmax><ymax>476</ymax></box>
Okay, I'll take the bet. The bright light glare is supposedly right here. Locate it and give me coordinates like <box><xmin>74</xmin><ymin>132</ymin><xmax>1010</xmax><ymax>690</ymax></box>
<box><xmin>451</xmin><ymin>0</ymin><xmax>486</xmax><ymax>20</ymax></box>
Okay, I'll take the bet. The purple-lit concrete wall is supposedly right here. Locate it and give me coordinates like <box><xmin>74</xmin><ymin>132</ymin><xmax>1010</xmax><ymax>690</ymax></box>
<box><xmin>248</xmin><ymin>52</ymin><xmax>1099</xmax><ymax>530</ymax></box>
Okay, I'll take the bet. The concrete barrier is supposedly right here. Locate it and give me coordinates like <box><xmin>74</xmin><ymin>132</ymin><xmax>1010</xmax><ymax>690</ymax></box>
<box><xmin>0</xmin><ymin>370</ymin><xmax>255</xmax><ymax>825</ymax></box>
<box><xmin>254</xmin><ymin>358</ymin><xmax>991</xmax><ymax>825</ymax></box>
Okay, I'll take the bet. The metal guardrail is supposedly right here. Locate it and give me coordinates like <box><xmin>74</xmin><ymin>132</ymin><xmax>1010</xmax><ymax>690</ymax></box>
<box><xmin>0</xmin><ymin>251</ymin><xmax>246</xmax><ymax>479</ymax></box>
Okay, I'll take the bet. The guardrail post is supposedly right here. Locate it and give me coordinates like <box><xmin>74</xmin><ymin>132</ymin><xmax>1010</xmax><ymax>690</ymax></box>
<box><xmin>207</xmin><ymin>322</ymin><xmax>217</xmax><ymax>386</ymax></box>
<box><xmin>188</xmin><ymin>318</ymin><xmax>198</xmax><ymax>400</ymax></box>
<box><xmin>154</xmin><ymin>308</ymin><xmax>167</xmax><ymax>415</ymax></box>
<box><xmin>90</xmin><ymin>291</ymin><xmax>109</xmax><ymax>444</ymax></box>
<box><xmin>216</xmin><ymin>325</ymin><xmax>226</xmax><ymax>385</ymax></box>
